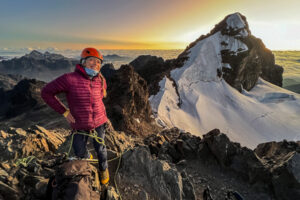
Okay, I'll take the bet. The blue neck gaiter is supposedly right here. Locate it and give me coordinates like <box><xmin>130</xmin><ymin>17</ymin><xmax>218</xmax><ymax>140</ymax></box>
<box><xmin>84</xmin><ymin>67</ymin><xmax>99</xmax><ymax>77</ymax></box>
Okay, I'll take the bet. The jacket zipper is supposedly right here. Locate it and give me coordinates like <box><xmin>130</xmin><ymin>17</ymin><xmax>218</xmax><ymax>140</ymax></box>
<box><xmin>90</xmin><ymin>79</ymin><xmax>95</xmax><ymax>129</ymax></box>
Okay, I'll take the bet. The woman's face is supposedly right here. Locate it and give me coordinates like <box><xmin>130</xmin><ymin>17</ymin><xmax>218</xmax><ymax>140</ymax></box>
<box><xmin>83</xmin><ymin>57</ymin><xmax>101</xmax><ymax>71</ymax></box>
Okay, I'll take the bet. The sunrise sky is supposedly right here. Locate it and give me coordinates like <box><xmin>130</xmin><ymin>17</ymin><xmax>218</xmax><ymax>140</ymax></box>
<box><xmin>0</xmin><ymin>0</ymin><xmax>299</xmax><ymax>50</ymax></box>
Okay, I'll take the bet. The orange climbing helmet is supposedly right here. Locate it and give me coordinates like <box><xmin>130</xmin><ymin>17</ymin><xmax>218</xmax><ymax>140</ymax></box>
<box><xmin>80</xmin><ymin>47</ymin><xmax>103</xmax><ymax>64</ymax></box>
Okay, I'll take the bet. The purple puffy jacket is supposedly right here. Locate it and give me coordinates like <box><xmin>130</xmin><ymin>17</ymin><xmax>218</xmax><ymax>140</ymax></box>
<box><xmin>41</xmin><ymin>64</ymin><xmax>108</xmax><ymax>130</ymax></box>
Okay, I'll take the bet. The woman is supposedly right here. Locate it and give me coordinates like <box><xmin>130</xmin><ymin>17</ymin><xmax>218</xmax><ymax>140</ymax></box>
<box><xmin>41</xmin><ymin>47</ymin><xmax>109</xmax><ymax>185</ymax></box>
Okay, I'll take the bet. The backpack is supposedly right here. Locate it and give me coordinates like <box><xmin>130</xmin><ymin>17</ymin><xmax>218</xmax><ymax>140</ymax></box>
<box><xmin>48</xmin><ymin>160</ymin><xmax>101</xmax><ymax>200</ymax></box>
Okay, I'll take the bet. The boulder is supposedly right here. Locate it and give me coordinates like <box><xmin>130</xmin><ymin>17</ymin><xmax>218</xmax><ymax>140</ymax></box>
<box><xmin>255</xmin><ymin>141</ymin><xmax>300</xmax><ymax>199</ymax></box>
<box><xmin>119</xmin><ymin>146</ymin><xmax>196</xmax><ymax>200</ymax></box>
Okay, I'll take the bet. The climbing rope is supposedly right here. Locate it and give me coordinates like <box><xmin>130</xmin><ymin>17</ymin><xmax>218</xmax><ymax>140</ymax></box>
<box><xmin>15</xmin><ymin>156</ymin><xmax>36</xmax><ymax>167</ymax></box>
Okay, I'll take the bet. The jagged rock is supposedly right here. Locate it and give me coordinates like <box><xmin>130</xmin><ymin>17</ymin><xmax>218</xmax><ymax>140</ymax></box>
<box><xmin>0</xmin><ymin>50</ymin><xmax>78</xmax><ymax>82</ymax></box>
<box><xmin>201</xmin><ymin>129</ymin><xmax>266</xmax><ymax>182</ymax></box>
<box><xmin>144</xmin><ymin>128</ymin><xmax>201</xmax><ymax>163</ymax></box>
<box><xmin>101</xmin><ymin>63</ymin><xmax>116</xmax><ymax>82</ymax></box>
<box><xmin>104</xmin><ymin>65</ymin><xmax>161</xmax><ymax>136</ymax></box>
<box><xmin>129</xmin><ymin>55</ymin><xmax>186</xmax><ymax>95</ymax></box>
<box><xmin>119</xmin><ymin>146</ymin><xmax>196</xmax><ymax>200</ymax></box>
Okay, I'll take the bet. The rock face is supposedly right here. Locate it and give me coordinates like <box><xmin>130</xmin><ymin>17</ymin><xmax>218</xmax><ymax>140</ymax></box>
<box><xmin>129</xmin><ymin>55</ymin><xmax>165</xmax><ymax>96</ymax></box>
<box><xmin>104</xmin><ymin>65</ymin><xmax>161</xmax><ymax>136</ymax></box>
<box><xmin>0</xmin><ymin>50</ymin><xmax>78</xmax><ymax>82</ymax></box>
<box><xmin>119</xmin><ymin>146</ymin><xmax>196</xmax><ymax>200</ymax></box>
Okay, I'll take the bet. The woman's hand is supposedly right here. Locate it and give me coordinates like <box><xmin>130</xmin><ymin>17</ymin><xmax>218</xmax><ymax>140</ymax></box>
<box><xmin>66</xmin><ymin>112</ymin><xmax>76</xmax><ymax>124</ymax></box>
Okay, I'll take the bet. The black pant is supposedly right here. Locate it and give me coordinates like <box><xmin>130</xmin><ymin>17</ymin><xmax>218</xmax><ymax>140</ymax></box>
<box><xmin>72</xmin><ymin>123</ymin><xmax>108</xmax><ymax>171</ymax></box>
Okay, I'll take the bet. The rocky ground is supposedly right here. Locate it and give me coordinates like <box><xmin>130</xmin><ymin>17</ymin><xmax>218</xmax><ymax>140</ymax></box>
<box><xmin>0</xmin><ymin>121</ymin><xmax>299</xmax><ymax>200</ymax></box>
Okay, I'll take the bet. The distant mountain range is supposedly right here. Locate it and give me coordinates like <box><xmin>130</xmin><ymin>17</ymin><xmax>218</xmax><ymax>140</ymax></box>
<box><xmin>0</xmin><ymin>50</ymin><xmax>78</xmax><ymax>82</ymax></box>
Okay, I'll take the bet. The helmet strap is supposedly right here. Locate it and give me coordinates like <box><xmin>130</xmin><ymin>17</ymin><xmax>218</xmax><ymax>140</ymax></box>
<box><xmin>80</xmin><ymin>58</ymin><xmax>85</xmax><ymax>65</ymax></box>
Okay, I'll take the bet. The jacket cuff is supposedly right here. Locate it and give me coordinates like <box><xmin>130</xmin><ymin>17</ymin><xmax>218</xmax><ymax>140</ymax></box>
<box><xmin>63</xmin><ymin>109</ymin><xmax>70</xmax><ymax>118</ymax></box>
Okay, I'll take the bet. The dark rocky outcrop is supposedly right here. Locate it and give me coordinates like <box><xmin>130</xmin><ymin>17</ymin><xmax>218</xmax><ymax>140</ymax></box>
<box><xmin>0</xmin><ymin>78</ymin><xmax>46</xmax><ymax>119</ymax></box>
<box><xmin>104</xmin><ymin>65</ymin><xmax>161</xmax><ymax>136</ymax></box>
<box><xmin>142</xmin><ymin>128</ymin><xmax>300</xmax><ymax>199</ymax></box>
<box><xmin>130</xmin><ymin>55</ymin><xmax>165</xmax><ymax>95</ymax></box>
<box><xmin>100</xmin><ymin>63</ymin><xmax>116</xmax><ymax>82</ymax></box>
<box><xmin>0</xmin><ymin>50</ymin><xmax>78</xmax><ymax>82</ymax></box>
<box><xmin>221</xmin><ymin>35</ymin><xmax>283</xmax><ymax>91</ymax></box>
<box><xmin>129</xmin><ymin>54</ymin><xmax>187</xmax><ymax>95</ymax></box>
<box><xmin>0</xmin><ymin>122</ymin><xmax>299</xmax><ymax>199</ymax></box>
<box><xmin>0</xmin><ymin>73</ymin><xmax>23</xmax><ymax>91</ymax></box>
<box><xmin>119</xmin><ymin>146</ymin><xmax>196</xmax><ymax>200</ymax></box>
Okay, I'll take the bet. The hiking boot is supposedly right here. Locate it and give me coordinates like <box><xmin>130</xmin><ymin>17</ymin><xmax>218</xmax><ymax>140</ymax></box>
<box><xmin>100</xmin><ymin>168</ymin><xmax>109</xmax><ymax>185</ymax></box>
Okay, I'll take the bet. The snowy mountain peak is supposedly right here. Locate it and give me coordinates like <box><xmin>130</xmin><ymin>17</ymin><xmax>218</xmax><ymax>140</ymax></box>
<box><xmin>149</xmin><ymin>13</ymin><xmax>297</xmax><ymax>149</ymax></box>
<box><xmin>170</xmin><ymin>13</ymin><xmax>250</xmax><ymax>85</ymax></box>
